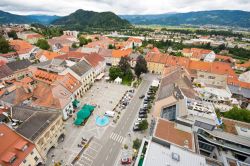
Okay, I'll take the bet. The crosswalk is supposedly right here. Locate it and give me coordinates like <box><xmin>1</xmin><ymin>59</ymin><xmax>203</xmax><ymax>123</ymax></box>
<box><xmin>110</xmin><ymin>132</ymin><xmax>124</xmax><ymax>144</ymax></box>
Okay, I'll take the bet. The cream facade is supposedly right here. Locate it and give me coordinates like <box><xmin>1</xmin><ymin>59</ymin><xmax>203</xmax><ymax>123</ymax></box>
<box><xmin>20</xmin><ymin>148</ymin><xmax>43</xmax><ymax>166</ymax></box>
<box><xmin>147</xmin><ymin>62</ymin><xmax>165</xmax><ymax>74</ymax></box>
<box><xmin>35</xmin><ymin>115</ymin><xmax>65</xmax><ymax>160</ymax></box>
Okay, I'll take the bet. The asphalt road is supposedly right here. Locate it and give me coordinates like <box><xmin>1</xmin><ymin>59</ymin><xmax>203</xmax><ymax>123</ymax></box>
<box><xmin>91</xmin><ymin>76</ymin><xmax>152</xmax><ymax>166</ymax></box>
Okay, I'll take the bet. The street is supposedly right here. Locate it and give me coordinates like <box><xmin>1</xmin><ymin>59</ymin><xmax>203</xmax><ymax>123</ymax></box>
<box><xmin>92</xmin><ymin>76</ymin><xmax>153</xmax><ymax>166</ymax></box>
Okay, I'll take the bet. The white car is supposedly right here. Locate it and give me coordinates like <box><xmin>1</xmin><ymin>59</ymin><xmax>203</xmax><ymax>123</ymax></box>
<box><xmin>104</xmin><ymin>111</ymin><xmax>115</xmax><ymax>117</ymax></box>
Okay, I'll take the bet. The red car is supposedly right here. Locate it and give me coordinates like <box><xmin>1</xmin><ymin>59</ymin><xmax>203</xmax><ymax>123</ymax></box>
<box><xmin>121</xmin><ymin>157</ymin><xmax>132</xmax><ymax>165</ymax></box>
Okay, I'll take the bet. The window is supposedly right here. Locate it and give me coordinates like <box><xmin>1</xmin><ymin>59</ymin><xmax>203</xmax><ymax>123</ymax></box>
<box><xmin>208</xmin><ymin>76</ymin><xmax>215</xmax><ymax>79</ymax></box>
<box><xmin>31</xmin><ymin>151</ymin><xmax>34</xmax><ymax>155</ymax></box>
<box><xmin>34</xmin><ymin>156</ymin><xmax>39</xmax><ymax>162</ymax></box>
<box><xmin>23</xmin><ymin>159</ymin><xmax>26</xmax><ymax>163</ymax></box>
<box><xmin>199</xmin><ymin>75</ymin><xmax>204</xmax><ymax>78</ymax></box>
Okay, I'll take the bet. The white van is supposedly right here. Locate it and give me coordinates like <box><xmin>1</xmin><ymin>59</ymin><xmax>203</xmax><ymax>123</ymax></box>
<box><xmin>104</xmin><ymin>111</ymin><xmax>115</xmax><ymax>117</ymax></box>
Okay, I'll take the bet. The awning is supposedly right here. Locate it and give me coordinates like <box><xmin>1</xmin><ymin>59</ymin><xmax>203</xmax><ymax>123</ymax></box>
<box><xmin>96</xmin><ymin>73</ymin><xmax>105</xmax><ymax>80</ymax></box>
<box><xmin>74</xmin><ymin>118</ymin><xmax>84</xmax><ymax>125</ymax></box>
<box><xmin>77</xmin><ymin>109</ymin><xmax>91</xmax><ymax>119</ymax></box>
<box><xmin>81</xmin><ymin>104</ymin><xmax>95</xmax><ymax>112</ymax></box>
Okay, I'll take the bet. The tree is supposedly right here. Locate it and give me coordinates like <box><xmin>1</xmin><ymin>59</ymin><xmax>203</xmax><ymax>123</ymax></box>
<box><xmin>223</xmin><ymin>107</ymin><xmax>250</xmax><ymax>123</ymax></box>
<box><xmin>119</xmin><ymin>56</ymin><xmax>131</xmax><ymax>73</ymax></box>
<box><xmin>134</xmin><ymin>55</ymin><xmax>148</xmax><ymax>78</ymax></box>
<box><xmin>108</xmin><ymin>44</ymin><xmax>114</xmax><ymax>49</ymax></box>
<box><xmin>109</xmin><ymin>66</ymin><xmax>123</xmax><ymax>80</ymax></box>
<box><xmin>7</xmin><ymin>31</ymin><xmax>18</xmax><ymax>39</ymax></box>
<box><xmin>0</xmin><ymin>35</ymin><xmax>11</xmax><ymax>53</ymax></box>
<box><xmin>133</xmin><ymin>138</ymin><xmax>142</xmax><ymax>150</ymax></box>
<box><xmin>139</xmin><ymin>120</ymin><xmax>148</xmax><ymax>131</ymax></box>
<box><xmin>36</xmin><ymin>39</ymin><xmax>50</xmax><ymax>50</ymax></box>
<box><xmin>72</xmin><ymin>43</ymin><xmax>78</xmax><ymax>48</ymax></box>
<box><xmin>79</xmin><ymin>37</ymin><xmax>91</xmax><ymax>46</ymax></box>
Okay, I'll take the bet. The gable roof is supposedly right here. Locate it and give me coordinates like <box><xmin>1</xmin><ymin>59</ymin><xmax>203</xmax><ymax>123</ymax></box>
<box><xmin>0</xmin><ymin>65</ymin><xmax>14</xmax><ymax>79</ymax></box>
<box><xmin>70</xmin><ymin>60</ymin><xmax>92</xmax><ymax>77</ymax></box>
<box><xmin>9</xmin><ymin>40</ymin><xmax>34</xmax><ymax>54</ymax></box>
<box><xmin>16</xmin><ymin>110</ymin><xmax>60</xmax><ymax>141</ymax></box>
<box><xmin>36</xmin><ymin>50</ymin><xmax>60</xmax><ymax>60</ymax></box>
<box><xmin>112</xmin><ymin>48</ymin><xmax>132</xmax><ymax>58</ymax></box>
<box><xmin>83</xmin><ymin>53</ymin><xmax>105</xmax><ymax>67</ymax></box>
<box><xmin>6</xmin><ymin>59</ymin><xmax>32</xmax><ymax>72</ymax></box>
<box><xmin>0</xmin><ymin>124</ymin><xmax>35</xmax><ymax>166</ymax></box>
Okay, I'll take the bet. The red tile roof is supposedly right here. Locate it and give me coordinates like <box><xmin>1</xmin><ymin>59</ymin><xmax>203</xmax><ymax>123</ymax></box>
<box><xmin>0</xmin><ymin>124</ymin><xmax>35</xmax><ymax>166</ymax></box>
<box><xmin>83</xmin><ymin>53</ymin><xmax>105</xmax><ymax>67</ymax></box>
<box><xmin>127</xmin><ymin>37</ymin><xmax>142</xmax><ymax>43</ymax></box>
<box><xmin>145</xmin><ymin>51</ymin><xmax>168</xmax><ymax>64</ymax></box>
<box><xmin>9</xmin><ymin>40</ymin><xmax>34</xmax><ymax>54</ymax></box>
<box><xmin>112</xmin><ymin>48</ymin><xmax>132</xmax><ymax>58</ymax></box>
<box><xmin>236</xmin><ymin>60</ymin><xmax>250</xmax><ymax>69</ymax></box>
<box><xmin>26</xmin><ymin>33</ymin><xmax>43</xmax><ymax>39</ymax></box>
<box><xmin>154</xmin><ymin>119</ymin><xmax>194</xmax><ymax>151</ymax></box>
<box><xmin>36</xmin><ymin>50</ymin><xmax>60</xmax><ymax>60</ymax></box>
<box><xmin>183</xmin><ymin>48</ymin><xmax>213</xmax><ymax>60</ymax></box>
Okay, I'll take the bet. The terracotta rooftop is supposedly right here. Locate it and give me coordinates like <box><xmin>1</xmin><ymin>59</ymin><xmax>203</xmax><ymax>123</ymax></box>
<box><xmin>145</xmin><ymin>52</ymin><xmax>169</xmax><ymax>64</ymax></box>
<box><xmin>9</xmin><ymin>40</ymin><xmax>34</xmax><ymax>54</ymax></box>
<box><xmin>26</xmin><ymin>33</ymin><xmax>43</xmax><ymax>39</ymax></box>
<box><xmin>36</xmin><ymin>50</ymin><xmax>60</xmax><ymax>60</ymax></box>
<box><xmin>56</xmin><ymin>51</ymin><xmax>85</xmax><ymax>61</ymax></box>
<box><xmin>127</xmin><ymin>37</ymin><xmax>142</xmax><ymax>43</ymax></box>
<box><xmin>183</xmin><ymin>48</ymin><xmax>213</xmax><ymax>60</ymax></box>
<box><xmin>83</xmin><ymin>52</ymin><xmax>105</xmax><ymax>67</ymax></box>
<box><xmin>236</xmin><ymin>60</ymin><xmax>250</xmax><ymax>68</ymax></box>
<box><xmin>154</xmin><ymin>119</ymin><xmax>194</xmax><ymax>151</ymax></box>
<box><xmin>0</xmin><ymin>124</ymin><xmax>35</xmax><ymax>166</ymax></box>
<box><xmin>112</xmin><ymin>48</ymin><xmax>132</xmax><ymax>58</ymax></box>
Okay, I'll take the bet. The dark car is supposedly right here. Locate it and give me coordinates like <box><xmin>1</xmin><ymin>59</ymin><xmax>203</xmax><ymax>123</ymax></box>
<box><xmin>133</xmin><ymin>125</ymin><xmax>141</xmax><ymax>131</ymax></box>
<box><xmin>139</xmin><ymin>114</ymin><xmax>148</xmax><ymax>118</ymax></box>
<box><xmin>139</xmin><ymin>111</ymin><xmax>147</xmax><ymax>115</ymax></box>
<box><xmin>143</xmin><ymin>101</ymin><xmax>148</xmax><ymax>104</ymax></box>
<box><xmin>139</xmin><ymin>95</ymin><xmax>145</xmax><ymax>99</ymax></box>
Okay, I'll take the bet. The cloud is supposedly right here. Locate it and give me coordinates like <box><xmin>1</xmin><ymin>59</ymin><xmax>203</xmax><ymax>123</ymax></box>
<box><xmin>0</xmin><ymin>0</ymin><xmax>249</xmax><ymax>16</ymax></box>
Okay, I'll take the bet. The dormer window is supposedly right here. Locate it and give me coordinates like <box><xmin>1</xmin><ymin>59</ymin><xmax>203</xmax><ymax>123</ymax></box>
<box><xmin>22</xmin><ymin>145</ymin><xmax>28</xmax><ymax>151</ymax></box>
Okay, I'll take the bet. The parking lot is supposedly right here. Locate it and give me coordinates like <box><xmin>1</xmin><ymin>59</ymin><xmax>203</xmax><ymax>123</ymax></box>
<box><xmin>75</xmin><ymin>140</ymin><xmax>102</xmax><ymax>166</ymax></box>
<box><xmin>46</xmin><ymin>80</ymin><xmax>131</xmax><ymax>165</ymax></box>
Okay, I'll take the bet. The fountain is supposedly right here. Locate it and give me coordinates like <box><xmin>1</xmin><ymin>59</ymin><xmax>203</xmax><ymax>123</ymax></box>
<box><xmin>95</xmin><ymin>115</ymin><xmax>109</xmax><ymax>127</ymax></box>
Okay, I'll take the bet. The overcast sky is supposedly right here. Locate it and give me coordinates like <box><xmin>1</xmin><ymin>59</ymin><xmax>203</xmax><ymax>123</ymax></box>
<box><xmin>0</xmin><ymin>0</ymin><xmax>250</xmax><ymax>16</ymax></box>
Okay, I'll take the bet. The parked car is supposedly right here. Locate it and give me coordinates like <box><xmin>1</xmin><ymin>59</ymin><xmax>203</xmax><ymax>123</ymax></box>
<box><xmin>139</xmin><ymin>95</ymin><xmax>145</xmax><ymax>99</ymax></box>
<box><xmin>133</xmin><ymin>125</ymin><xmax>141</xmax><ymax>131</ymax></box>
<box><xmin>139</xmin><ymin>114</ymin><xmax>147</xmax><ymax>118</ymax></box>
<box><xmin>137</xmin><ymin>118</ymin><xmax>146</xmax><ymax>122</ymax></box>
<box><xmin>121</xmin><ymin>157</ymin><xmax>132</xmax><ymax>164</ymax></box>
<box><xmin>104</xmin><ymin>111</ymin><xmax>115</xmax><ymax>117</ymax></box>
<box><xmin>139</xmin><ymin>110</ymin><xmax>147</xmax><ymax>114</ymax></box>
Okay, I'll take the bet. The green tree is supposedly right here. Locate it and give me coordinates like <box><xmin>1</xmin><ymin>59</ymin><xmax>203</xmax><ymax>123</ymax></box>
<box><xmin>119</xmin><ymin>56</ymin><xmax>131</xmax><ymax>73</ymax></box>
<box><xmin>0</xmin><ymin>35</ymin><xmax>11</xmax><ymax>53</ymax></box>
<box><xmin>79</xmin><ymin>37</ymin><xmax>91</xmax><ymax>46</ymax></box>
<box><xmin>134</xmin><ymin>55</ymin><xmax>148</xmax><ymax>78</ymax></box>
<box><xmin>36</xmin><ymin>39</ymin><xmax>50</xmax><ymax>50</ymax></box>
<box><xmin>109</xmin><ymin>66</ymin><xmax>123</xmax><ymax>80</ymax></box>
<box><xmin>223</xmin><ymin>107</ymin><xmax>250</xmax><ymax>123</ymax></box>
<box><xmin>139</xmin><ymin>120</ymin><xmax>148</xmax><ymax>131</ymax></box>
<box><xmin>108</xmin><ymin>44</ymin><xmax>114</xmax><ymax>49</ymax></box>
<box><xmin>133</xmin><ymin>138</ymin><xmax>142</xmax><ymax>150</ymax></box>
<box><xmin>7</xmin><ymin>31</ymin><xmax>18</xmax><ymax>39</ymax></box>
<box><xmin>72</xmin><ymin>43</ymin><xmax>78</xmax><ymax>48</ymax></box>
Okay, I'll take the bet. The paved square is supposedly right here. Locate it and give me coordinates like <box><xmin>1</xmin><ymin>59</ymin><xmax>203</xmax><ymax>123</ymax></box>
<box><xmin>45</xmin><ymin>80</ymin><xmax>131</xmax><ymax>165</ymax></box>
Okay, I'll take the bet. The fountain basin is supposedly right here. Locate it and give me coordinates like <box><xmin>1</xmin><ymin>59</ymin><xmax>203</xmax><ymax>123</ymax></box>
<box><xmin>96</xmin><ymin>116</ymin><xmax>109</xmax><ymax>127</ymax></box>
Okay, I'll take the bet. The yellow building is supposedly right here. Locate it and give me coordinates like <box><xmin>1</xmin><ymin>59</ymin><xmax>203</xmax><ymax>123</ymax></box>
<box><xmin>15</xmin><ymin>110</ymin><xmax>65</xmax><ymax>160</ymax></box>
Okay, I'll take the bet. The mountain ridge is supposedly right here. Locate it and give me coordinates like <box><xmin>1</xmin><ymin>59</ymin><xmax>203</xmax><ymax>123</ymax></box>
<box><xmin>51</xmin><ymin>9</ymin><xmax>132</xmax><ymax>30</ymax></box>
<box><xmin>120</xmin><ymin>10</ymin><xmax>250</xmax><ymax>28</ymax></box>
